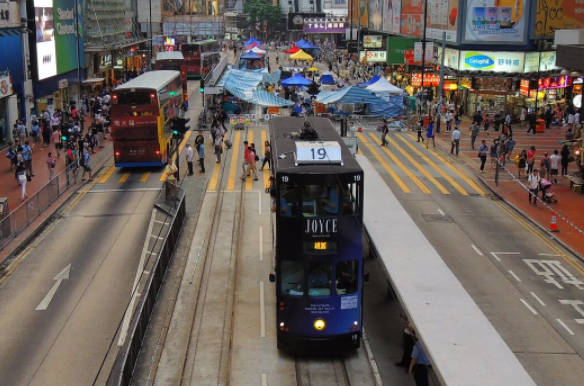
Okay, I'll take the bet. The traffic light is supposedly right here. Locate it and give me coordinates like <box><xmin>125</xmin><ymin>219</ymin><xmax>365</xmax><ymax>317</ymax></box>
<box><xmin>177</xmin><ymin>117</ymin><xmax>190</xmax><ymax>135</ymax></box>
<box><xmin>307</xmin><ymin>82</ymin><xmax>320</xmax><ymax>96</ymax></box>
<box><xmin>199</xmin><ymin>79</ymin><xmax>205</xmax><ymax>93</ymax></box>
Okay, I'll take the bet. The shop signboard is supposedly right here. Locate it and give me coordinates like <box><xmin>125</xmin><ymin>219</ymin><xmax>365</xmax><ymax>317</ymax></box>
<box><xmin>0</xmin><ymin>76</ymin><xmax>13</xmax><ymax>99</ymax></box>
<box><xmin>404</xmin><ymin>50</ymin><xmax>418</xmax><ymax>65</ymax></box>
<box><xmin>288</xmin><ymin>13</ymin><xmax>325</xmax><ymax>31</ymax></box>
<box><xmin>0</xmin><ymin>1</ymin><xmax>20</xmax><ymax>29</ymax></box>
<box><xmin>437</xmin><ymin>46</ymin><xmax>460</xmax><ymax>69</ymax></box>
<box><xmin>460</xmin><ymin>51</ymin><xmax>524</xmax><ymax>73</ymax></box>
<box><xmin>524</xmin><ymin>51</ymin><xmax>559</xmax><ymax>73</ymax></box>
<box><xmin>400</xmin><ymin>0</ymin><xmax>424</xmax><ymax>37</ymax></box>
<box><xmin>363</xmin><ymin>35</ymin><xmax>383</xmax><ymax>49</ymax></box>
<box><xmin>414</xmin><ymin>42</ymin><xmax>434</xmax><ymax>64</ymax></box>
<box><xmin>411</xmin><ymin>73</ymin><xmax>441</xmax><ymax>87</ymax></box>
<box><xmin>538</xmin><ymin>76</ymin><xmax>572</xmax><ymax>90</ymax></box>
<box><xmin>369</xmin><ymin>0</ymin><xmax>383</xmax><ymax>31</ymax></box>
<box><xmin>426</xmin><ymin>0</ymin><xmax>459</xmax><ymax>43</ymax></box>
<box><xmin>519</xmin><ymin>79</ymin><xmax>538</xmax><ymax>97</ymax></box>
<box><xmin>535</xmin><ymin>1</ymin><xmax>584</xmax><ymax>38</ymax></box>
<box><xmin>359</xmin><ymin>51</ymin><xmax>387</xmax><ymax>63</ymax></box>
<box><xmin>382</xmin><ymin>0</ymin><xmax>402</xmax><ymax>34</ymax></box>
<box><xmin>386</xmin><ymin>37</ymin><xmax>418</xmax><ymax>64</ymax></box>
<box><xmin>462</xmin><ymin>0</ymin><xmax>529</xmax><ymax>45</ymax></box>
<box><xmin>304</xmin><ymin>17</ymin><xmax>348</xmax><ymax>34</ymax></box>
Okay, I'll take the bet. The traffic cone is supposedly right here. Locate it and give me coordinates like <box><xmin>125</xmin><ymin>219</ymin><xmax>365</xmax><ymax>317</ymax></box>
<box><xmin>549</xmin><ymin>212</ymin><xmax>559</xmax><ymax>232</ymax></box>
<box><xmin>358</xmin><ymin>126</ymin><xmax>363</xmax><ymax>132</ymax></box>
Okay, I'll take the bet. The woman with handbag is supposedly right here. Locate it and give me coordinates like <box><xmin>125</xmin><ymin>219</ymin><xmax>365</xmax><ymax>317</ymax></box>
<box><xmin>15</xmin><ymin>156</ymin><xmax>28</xmax><ymax>201</ymax></box>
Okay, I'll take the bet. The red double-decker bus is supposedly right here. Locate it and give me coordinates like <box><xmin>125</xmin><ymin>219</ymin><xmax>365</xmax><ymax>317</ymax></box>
<box><xmin>155</xmin><ymin>51</ymin><xmax>189</xmax><ymax>103</ymax></box>
<box><xmin>111</xmin><ymin>70</ymin><xmax>183</xmax><ymax>167</ymax></box>
<box><xmin>180</xmin><ymin>40</ymin><xmax>221</xmax><ymax>79</ymax></box>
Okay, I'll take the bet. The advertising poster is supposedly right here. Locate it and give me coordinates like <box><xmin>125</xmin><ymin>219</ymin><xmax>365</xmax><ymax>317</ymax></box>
<box><xmin>368</xmin><ymin>0</ymin><xmax>383</xmax><ymax>31</ymax></box>
<box><xmin>535</xmin><ymin>0</ymin><xmax>584</xmax><ymax>37</ymax></box>
<box><xmin>386</xmin><ymin>37</ymin><xmax>418</xmax><ymax>64</ymax></box>
<box><xmin>524</xmin><ymin>51</ymin><xmax>559</xmax><ymax>72</ymax></box>
<box><xmin>359</xmin><ymin>51</ymin><xmax>387</xmax><ymax>62</ymax></box>
<box><xmin>363</xmin><ymin>35</ymin><xmax>383</xmax><ymax>48</ymax></box>
<box><xmin>463</xmin><ymin>0</ymin><xmax>528</xmax><ymax>44</ymax></box>
<box><xmin>53</xmin><ymin>0</ymin><xmax>84</xmax><ymax>74</ymax></box>
<box><xmin>426</xmin><ymin>0</ymin><xmax>459</xmax><ymax>42</ymax></box>
<box><xmin>437</xmin><ymin>46</ymin><xmax>460</xmax><ymax>69</ymax></box>
<box><xmin>459</xmin><ymin>50</ymin><xmax>525</xmax><ymax>73</ymax></box>
<box><xmin>350</xmin><ymin>0</ymin><xmax>369</xmax><ymax>27</ymax></box>
<box><xmin>400</xmin><ymin>0</ymin><xmax>424</xmax><ymax>37</ymax></box>
<box><xmin>35</xmin><ymin>0</ymin><xmax>57</xmax><ymax>80</ymax></box>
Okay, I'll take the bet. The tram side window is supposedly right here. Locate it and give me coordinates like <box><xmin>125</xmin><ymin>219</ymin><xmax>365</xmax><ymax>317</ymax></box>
<box><xmin>302</xmin><ymin>185</ymin><xmax>340</xmax><ymax>217</ymax></box>
<box><xmin>281</xmin><ymin>260</ymin><xmax>304</xmax><ymax>296</ymax></box>
<box><xmin>280</xmin><ymin>185</ymin><xmax>299</xmax><ymax>217</ymax></box>
<box><xmin>308</xmin><ymin>263</ymin><xmax>332</xmax><ymax>297</ymax></box>
<box><xmin>336</xmin><ymin>260</ymin><xmax>358</xmax><ymax>295</ymax></box>
<box><xmin>342</xmin><ymin>183</ymin><xmax>360</xmax><ymax>215</ymax></box>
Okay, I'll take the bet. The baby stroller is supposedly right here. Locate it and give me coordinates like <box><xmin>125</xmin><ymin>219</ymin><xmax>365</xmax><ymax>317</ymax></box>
<box><xmin>540</xmin><ymin>179</ymin><xmax>557</xmax><ymax>203</ymax></box>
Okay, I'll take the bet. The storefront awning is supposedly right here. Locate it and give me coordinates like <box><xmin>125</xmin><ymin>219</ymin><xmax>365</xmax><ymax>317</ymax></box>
<box><xmin>83</xmin><ymin>78</ymin><xmax>105</xmax><ymax>84</ymax></box>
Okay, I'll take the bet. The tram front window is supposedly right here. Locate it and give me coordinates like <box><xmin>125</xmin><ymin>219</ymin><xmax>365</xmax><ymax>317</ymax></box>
<box><xmin>302</xmin><ymin>185</ymin><xmax>340</xmax><ymax>217</ymax></box>
<box><xmin>308</xmin><ymin>263</ymin><xmax>332</xmax><ymax>296</ymax></box>
<box><xmin>280</xmin><ymin>185</ymin><xmax>299</xmax><ymax>217</ymax></box>
<box><xmin>336</xmin><ymin>260</ymin><xmax>358</xmax><ymax>295</ymax></box>
<box><xmin>281</xmin><ymin>260</ymin><xmax>304</xmax><ymax>296</ymax></box>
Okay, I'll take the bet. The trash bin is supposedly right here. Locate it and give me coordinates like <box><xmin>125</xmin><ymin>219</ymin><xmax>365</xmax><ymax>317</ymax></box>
<box><xmin>0</xmin><ymin>197</ymin><xmax>10</xmax><ymax>239</ymax></box>
<box><xmin>536</xmin><ymin>119</ymin><xmax>546</xmax><ymax>132</ymax></box>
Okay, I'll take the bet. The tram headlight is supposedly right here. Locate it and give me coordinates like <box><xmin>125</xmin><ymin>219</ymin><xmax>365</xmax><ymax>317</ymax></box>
<box><xmin>313</xmin><ymin>319</ymin><xmax>326</xmax><ymax>331</ymax></box>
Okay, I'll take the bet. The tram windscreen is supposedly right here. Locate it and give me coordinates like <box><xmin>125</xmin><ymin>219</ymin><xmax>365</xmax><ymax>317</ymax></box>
<box><xmin>280</xmin><ymin>185</ymin><xmax>299</xmax><ymax>217</ymax></box>
<box><xmin>281</xmin><ymin>260</ymin><xmax>304</xmax><ymax>296</ymax></box>
<box><xmin>302</xmin><ymin>185</ymin><xmax>340</xmax><ymax>216</ymax></box>
<box><xmin>336</xmin><ymin>260</ymin><xmax>358</xmax><ymax>295</ymax></box>
<box><xmin>307</xmin><ymin>263</ymin><xmax>332</xmax><ymax>297</ymax></box>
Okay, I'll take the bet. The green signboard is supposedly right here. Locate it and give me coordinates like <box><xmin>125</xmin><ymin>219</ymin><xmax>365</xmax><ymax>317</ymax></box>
<box><xmin>386</xmin><ymin>37</ymin><xmax>418</xmax><ymax>65</ymax></box>
<box><xmin>53</xmin><ymin>0</ymin><xmax>84</xmax><ymax>74</ymax></box>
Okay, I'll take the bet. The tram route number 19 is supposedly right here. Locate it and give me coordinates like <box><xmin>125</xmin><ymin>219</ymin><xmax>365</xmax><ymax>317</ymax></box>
<box><xmin>311</xmin><ymin>148</ymin><xmax>327</xmax><ymax>160</ymax></box>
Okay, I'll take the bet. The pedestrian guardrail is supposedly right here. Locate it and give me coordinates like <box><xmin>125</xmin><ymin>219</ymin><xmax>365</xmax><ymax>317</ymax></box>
<box><xmin>0</xmin><ymin>163</ymin><xmax>83</xmax><ymax>251</ymax></box>
<box><xmin>106</xmin><ymin>182</ymin><xmax>187</xmax><ymax>386</ymax></box>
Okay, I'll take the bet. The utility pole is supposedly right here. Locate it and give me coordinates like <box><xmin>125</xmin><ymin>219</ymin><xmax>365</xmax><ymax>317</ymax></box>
<box><xmin>74</xmin><ymin>0</ymin><xmax>83</xmax><ymax>131</ymax></box>
<box><xmin>438</xmin><ymin>32</ymin><xmax>446</xmax><ymax>107</ymax></box>
<box><xmin>419</xmin><ymin>0</ymin><xmax>428</xmax><ymax>115</ymax></box>
<box><xmin>149</xmin><ymin>0</ymin><xmax>153</xmax><ymax>68</ymax></box>
<box><xmin>533</xmin><ymin>10</ymin><xmax>549</xmax><ymax>121</ymax></box>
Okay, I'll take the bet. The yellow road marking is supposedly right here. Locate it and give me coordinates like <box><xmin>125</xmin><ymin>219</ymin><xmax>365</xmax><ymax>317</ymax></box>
<box><xmin>357</xmin><ymin>133</ymin><xmax>410</xmax><ymax>194</ymax></box>
<box><xmin>140</xmin><ymin>172</ymin><xmax>150</xmax><ymax>183</ymax></box>
<box><xmin>207</xmin><ymin>162</ymin><xmax>221</xmax><ymax>191</ymax></box>
<box><xmin>407</xmin><ymin>133</ymin><xmax>486</xmax><ymax>196</ymax></box>
<box><xmin>383</xmin><ymin>135</ymin><xmax>450</xmax><ymax>195</ymax></box>
<box><xmin>227</xmin><ymin>131</ymin><xmax>242</xmax><ymax>191</ymax></box>
<box><xmin>396</xmin><ymin>134</ymin><xmax>468</xmax><ymax>196</ymax></box>
<box><xmin>494</xmin><ymin>200</ymin><xmax>584</xmax><ymax>278</ymax></box>
<box><xmin>368</xmin><ymin>133</ymin><xmax>430</xmax><ymax>194</ymax></box>
<box><xmin>357</xmin><ymin>148</ymin><xmax>364</xmax><ymax>155</ymax></box>
<box><xmin>119</xmin><ymin>173</ymin><xmax>130</xmax><ymax>183</ymax></box>
<box><xmin>99</xmin><ymin>165</ymin><xmax>116</xmax><ymax>184</ymax></box>
<box><xmin>246</xmin><ymin>131</ymin><xmax>254</xmax><ymax>190</ymax></box>
<box><xmin>261</xmin><ymin>130</ymin><xmax>269</xmax><ymax>189</ymax></box>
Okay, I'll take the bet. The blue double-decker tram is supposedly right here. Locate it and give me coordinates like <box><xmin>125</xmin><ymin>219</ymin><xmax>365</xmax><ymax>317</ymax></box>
<box><xmin>268</xmin><ymin>117</ymin><xmax>364</xmax><ymax>352</ymax></box>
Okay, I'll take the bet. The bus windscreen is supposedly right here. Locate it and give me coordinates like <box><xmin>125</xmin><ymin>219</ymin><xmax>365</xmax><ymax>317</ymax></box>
<box><xmin>116</xmin><ymin>92</ymin><xmax>152</xmax><ymax>106</ymax></box>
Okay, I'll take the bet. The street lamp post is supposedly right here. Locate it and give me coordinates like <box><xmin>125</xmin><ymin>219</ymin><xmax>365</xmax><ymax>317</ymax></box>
<box><xmin>533</xmin><ymin>9</ymin><xmax>549</xmax><ymax>122</ymax></box>
<box><xmin>419</xmin><ymin>0</ymin><xmax>428</xmax><ymax>115</ymax></box>
<box><xmin>73</xmin><ymin>0</ymin><xmax>83</xmax><ymax>131</ymax></box>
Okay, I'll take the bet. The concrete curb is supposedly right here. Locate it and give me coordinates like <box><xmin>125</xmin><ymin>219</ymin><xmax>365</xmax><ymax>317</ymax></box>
<box><xmin>431</xmin><ymin>137</ymin><xmax>584</xmax><ymax>264</ymax></box>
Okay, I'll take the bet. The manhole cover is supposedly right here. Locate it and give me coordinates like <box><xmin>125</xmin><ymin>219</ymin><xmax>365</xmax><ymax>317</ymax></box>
<box><xmin>421</xmin><ymin>214</ymin><xmax>453</xmax><ymax>223</ymax></box>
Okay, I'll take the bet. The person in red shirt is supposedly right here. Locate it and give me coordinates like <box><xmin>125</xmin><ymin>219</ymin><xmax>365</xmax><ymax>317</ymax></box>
<box><xmin>240</xmin><ymin>140</ymin><xmax>250</xmax><ymax>180</ymax></box>
<box><xmin>527</xmin><ymin>146</ymin><xmax>536</xmax><ymax>174</ymax></box>
<box><xmin>247</xmin><ymin>143</ymin><xmax>259</xmax><ymax>181</ymax></box>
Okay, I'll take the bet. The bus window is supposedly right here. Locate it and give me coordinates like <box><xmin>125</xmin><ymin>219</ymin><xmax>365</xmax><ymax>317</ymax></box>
<box><xmin>308</xmin><ymin>263</ymin><xmax>332</xmax><ymax>297</ymax></box>
<box><xmin>281</xmin><ymin>260</ymin><xmax>304</xmax><ymax>296</ymax></box>
<box><xmin>302</xmin><ymin>185</ymin><xmax>340</xmax><ymax>217</ymax></box>
<box><xmin>342</xmin><ymin>183</ymin><xmax>360</xmax><ymax>215</ymax></box>
<box><xmin>336</xmin><ymin>261</ymin><xmax>358</xmax><ymax>295</ymax></box>
<box><xmin>158</xmin><ymin>86</ymin><xmax>170</xmax><ymax>106</ymax></box>
<box><xmin>116</xmin><ymin>92</ymin><xmax>152</xmax><ymax>106</ymax></box>
<box><xmin>280</xmin><ymin>185</ymin><xmax>299</xmax><ymax>217</ymax></box>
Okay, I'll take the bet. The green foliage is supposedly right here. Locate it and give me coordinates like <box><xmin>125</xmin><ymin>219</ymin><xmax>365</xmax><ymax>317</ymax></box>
<box><xmin>244</xmin><ymin>0</ymin><xmax>283</xmax><ymax>27</ymax></box>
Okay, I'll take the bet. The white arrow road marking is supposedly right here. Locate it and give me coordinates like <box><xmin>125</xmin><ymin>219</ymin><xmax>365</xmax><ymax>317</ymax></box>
<box><xmin>35</xmin><ymin>264</ymin><xmax>71</xmax><ymax>311</ymax></box>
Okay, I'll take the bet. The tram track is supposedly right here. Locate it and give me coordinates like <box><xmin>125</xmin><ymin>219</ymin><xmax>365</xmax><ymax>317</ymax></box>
<box><xmin>295</xmin><ymin>355</ymin><xmax>352</xmax><ymax>386</ymax></box>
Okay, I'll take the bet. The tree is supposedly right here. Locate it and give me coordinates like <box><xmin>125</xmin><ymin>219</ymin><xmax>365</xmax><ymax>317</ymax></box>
<box><xmin>244</xmin><ymin>0</ymin><xmax>283</xmax><ymax>32</ymax></box>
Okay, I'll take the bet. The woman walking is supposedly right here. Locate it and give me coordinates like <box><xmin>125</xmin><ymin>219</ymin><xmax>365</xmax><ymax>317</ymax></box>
<box><xmin>260</xmin><ymin>140</ymin><xmax>271</xmax><ymax>171</ymax></box>
<box><xmin>518</xmin><ymin>149</ymin><xmax>527</xmax><ymax>179</ymax></box>
<box><xmin>527</xmin><ymin>146</ymin><xmax>537</xmax><ymax>174</ymax></box>
<box><xmin>15</xmin><ymin>155</ymin><xmax>27</xmax><ymax>201</ymax></box>
<box><xmin>561</xmin><ymin>145</ymin><xmax>570</xmax><ymax>176</ymax></box>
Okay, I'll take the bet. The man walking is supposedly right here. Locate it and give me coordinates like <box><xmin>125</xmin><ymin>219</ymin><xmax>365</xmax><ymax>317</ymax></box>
<box><xmin>450</xmin><ymin>126</ymin><xmax>461</xmax><ymax>156</ymax></box>
<box><xmin>240</xmin><ymin>140</ymin><xmax>250</xmax><ymax>179</ymax></box>
<box><xmin>380</xmin><ymin>119</ymin><xmax>389</xmax><ymax>146</ymax></box>
<box><xmin>471</xmin><ymin>122</ymin><xmax>480</xmax><ymax>150</ymax></box>
<box><xmin>445</xmin><ymin>110</ymin><xmax>453</xmax><ymax>132</ymax></box>
<box><xmin>22</xmin><ymin>140</ymin><xmax>33</xmax><ymax>177</ymax></box>
<box><xmin>197</xmin><ymin>138</ymin><xmax>205</xmax><ymax>173</ymax></box>
<box><xmin>528</xmin><ymin>169</ymin><xmax>540</xmax><ymax>206</ymax></box>
<box><xmin>185</xmin><ymin>143</ymin><xmax>195</xmax><ymax>175</ymax></box>
<box><xmin>478</xmin><ymin>140</ymin><xmax>489</xmax><ymax>172</ymax></box>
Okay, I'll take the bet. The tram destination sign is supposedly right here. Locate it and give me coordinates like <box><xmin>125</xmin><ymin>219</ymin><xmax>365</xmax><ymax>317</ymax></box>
<box><xmin>295</xmin><ymin>141</ymin><xmax>343</xmax><ymax>166</ymax></box>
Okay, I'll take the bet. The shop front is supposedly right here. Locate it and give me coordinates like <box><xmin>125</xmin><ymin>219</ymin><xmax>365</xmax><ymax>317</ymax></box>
<box><xmin>34</xmin><ymin>71</ymin><xmax>82</xmax><ymax>116</ymax></box>
<box><xmin>0</xmin><ymin>74</ymin><xmax>16</xmax><ymax>143</ymax></box>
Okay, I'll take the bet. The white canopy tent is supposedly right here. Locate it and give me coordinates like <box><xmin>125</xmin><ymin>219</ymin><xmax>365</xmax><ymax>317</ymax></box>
<box><xmin>366</xmin><ymin>77</ymin><xmax>404</xmax><ymax>94</ymax></box>
<box><xmin>245</xmin><ymin>46</ymin><xmax>267</xmax><ymax>54</ymax></box>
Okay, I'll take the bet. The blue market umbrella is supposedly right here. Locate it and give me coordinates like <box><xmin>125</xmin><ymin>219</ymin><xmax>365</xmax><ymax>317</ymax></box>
<box><xmin>295</xmin><ymin>39</ymin><xmax>315</xmax><ymax>49</ymax></box>
<box><xmin>281</xmin><ymin>73</ymin><xmax>313</xmax><ymax>86</ymax></box>
<box><xmin>241</xmin><ymin>51</ymin><xmax>262</xmax><ymax>60</ymax></box>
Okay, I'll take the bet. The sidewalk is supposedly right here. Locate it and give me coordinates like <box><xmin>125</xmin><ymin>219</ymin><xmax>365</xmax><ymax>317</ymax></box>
<box><xmin>433</xmin><ymin>119</ymin><xmax>584</xmax><ymax>259</ymax></box>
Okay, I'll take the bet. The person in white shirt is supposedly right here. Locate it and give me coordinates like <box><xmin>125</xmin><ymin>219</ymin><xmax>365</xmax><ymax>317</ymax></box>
<box><xmin>528</xmin><ymin>169</ymin><xmax>540</xmax><ymax>206</ymax></box>
<box><xmin>185</xmin><ymin>143</ymin><xmax>195</xmax><ymax>176</ymax></box>
<box><xmin>348</xmin><ymin>121</ymin><xmax>358</xmax><ymax>137</ymax></box>
<box><xmin>450</xmin><ymin>127</ymin><xmax>461</xmax><ymax>156</ymax></box>
<box><xmin>445</xmin><ymin>111</ymin><xmax>453</xmax><ymax>132</ymax></box>
<box><xmin>549</xmin><ymin>149</ymin><xmax>561</xmax><ymax>184</ymax></box>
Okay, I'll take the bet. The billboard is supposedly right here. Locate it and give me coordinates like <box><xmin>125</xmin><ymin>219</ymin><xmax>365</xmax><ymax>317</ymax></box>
<box><xmin>304</xmin><ymin>18</ymin><xmax>348</xmax><ymax>34</ymax></box>
<box><xmin>359</xmin><ymin>51</ymin><xmax>387</xmax><ymax>62</ymax></box>
<box><xmin>288</xmin><ymin>13</ymin><xmax>325</xmax><ymax>31</ymax></box>
<box><xmin>400</xmin><ymin>0</ymin><xmax>424</xmax><ymax>37</ymax></box>
<box><xmin>462</xmin><ymin>0</ymin><xmax>529</xmax><ymax>45</ymax></box>
<box><xmin>459</xmin><ymin>50</ymin><xmax>525</xmax><ymax>73</ymax></box>
<box><xmin>426</xmin><ymin>0</ymin><xmax>459</xmax><ymax>43</ymax></box>
<box><xmin>369</xmin><ymin>0</ymin><xmax>383</xmax><ymax>31</ymax></box>
<box><xmin>350</xmin><ymin>0</ymin><xmax>369</xmax><ymax>27</ymax></box>
<box><xmin>524</xmin><ymin>51</ymin><xmax>560</xmax><ymax>73</ymax></box>
<box><xmin>386</xmin><ymin>37</ymin><xmax>418</xmax><ymax>64</ymax></box>
<box><xmin>535</xmin><ymin>0</ymin><xmax>584</xmax><ymax>38</ymax></box>
<box><xmin>363</xmin><ymin>35</ymin><xmax>383</xmax><ymax>48</ymax></box>
<box><xmin>382</xmin><ymin>0</ymin><xmax>401</xmax><ymax>34</ymax></box>
<box><xmin>437</xmin><ymin>46</ymin><xmax>460</xmax><ymax>69</ymax></box>
<box><xmin>35</xmin><ymin>0</ymin><xmax>57</xmax><ymax>80</ymax></box>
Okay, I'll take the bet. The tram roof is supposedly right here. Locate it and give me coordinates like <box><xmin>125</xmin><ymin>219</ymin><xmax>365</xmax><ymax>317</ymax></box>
<box><xmin>115</xmin><ymin>70</ymin><xmax>181</xmax><ymax>92</ymax></box>
<box><xmin>155</xmin><ymin>51</ymin><xmax>184</xmax><ymax>61</ymax></box>
<box><xmin>270</xmin><ymin>117</ymin><xmax>362</xmax><ymax>175</ymax></box>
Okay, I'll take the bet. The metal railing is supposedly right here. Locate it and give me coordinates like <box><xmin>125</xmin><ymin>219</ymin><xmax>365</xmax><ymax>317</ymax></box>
<box><xmin>0</xmin><ymin>163</ymin><xmax>83</xmax><ymax>251</ymax></box>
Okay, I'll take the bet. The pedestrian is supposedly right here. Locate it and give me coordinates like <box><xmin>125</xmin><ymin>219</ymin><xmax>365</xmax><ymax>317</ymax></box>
<box><xmin>185</xmin><ymin>143</ymin><xmax>195</xmax><ymax>175</ymax></box>
<box><xmin>450</xmin><ymin>126</ymin><xmax>461</xmax><ymax>156</ymax></box>
<box><xmin>490</xmin><ymin>140</ymin><xmax>498</xmax><ymax>168</ymax></box>
<box><xmin>527</xmin><ymin>146</ymin><xmax>536</xmax><ymax>174</ymax></box>
<box><xmin>16</xmin><ymin>119</ymin><xmax>27</xmax><ymax>144</ymax></box>
<box><xmin>214</xmin><ymin>134</ymin><xmax>223</xmax><ymax>164</ymax></box>
<box><xmin>395</xmin><ymin>315</ymin><xmax>415</xmax><ymax>371</ymax></box>
<box><xmin>506</xmin><ymin>136</ymin><xmax>516</xmax><ymax>161</ymax></box>
<box><xmin>348</xmin><ymin>121</ymin><xmax>358</xmax><ymax>137</ymax></box>
<box><xmin>416</xmin><ymin>120</ymin><xmax>424</xmax><ymax>143</ymax></box>
<box><xmin>6</xmin><ymin>142</ymin><xmax>16</xmax><ymax>171</ymax></box>
<box><xmin>197</xmin><ymin>138</ymin><xmax>205</xmax><ymax>173</ymax></box>
<box><xmin>15</xmin><ymin>156</ymin><xmax>28</xmax><ymax>201</ymax></box>
<box><xmin>42</xmin><ymin>122</ymin><xmax>51</xmax><ymax>149</ymax></box>
<box><xmin>22</xmin><ymin>140</ymin><xmax>33</xmax><ymax>177</ymax></box>
<box><xmin>518</xmin><ymin>149</ymin><xmax>527</xmax><ymax>179</ymax></box>
<box><xmin>520</xmin><ymin>106</ymin><xmax>527</xmax><ymax>127</ymax></box>
<box><xmin>80</xmin><ymin>148</ymin><xmax>92</xmax><ymax>180</ymax></box>
<box><xmin>260</xmin><ymin>140</ymin><xmax>271</xmax><ymax>170</ymax></box>
<box><xmin>560</xmin><ymin>145</ymin><xmax>570</xmax><ymax>176</ymax></box>
<box><xmin>380</xmin><ymin>119</ymin><xmax>389</xmax><ymax>146</ymax></box>
<box><xmin>52</xmin><ymin>128</ymin><xmax>62</xmax><ymax>157</ymax></box>
<box><xmin>483</xmin><ymin>115</ymin><xmax>490</xmax><ymax>135</ymax></box>
<box><xmin>540</xmin><ymin>152</ymin><xmax>550</xmax><ymax>180</ymax></box>
<box><xmin>478</xmin><ymin>140</ymin><xmax>489</xmax><ymax>172</ymax></box>
<box><xmin>409</xmin><ymin>339</ymin><xmax>431</xmax><ymax>386</ymax></box>
<box><xmin>240</xmin><ymin>140</ymin><xmax>250</xmax><ymax>178</ymax></box>
<box><xmin>445</xmin><ymin>110</ymin><xmax>453</xmax><ymax>132</ymax></box>
<box><xmin>471</xmin><ymin>122</ymin><xmax>480</xmax><ymax>150</ymax></box>
<box><xmin>550</xmin><ymin>149</ymin><xmax>561</xmax><ymax>183</ymax></box>
<box><xmin>31</xmin><ymin>119</ymin><xmax>41</xmax><ymax>149</ymax></box>
<box><xmin>46</xmin><ymin>152</ymin><xmax>56</xmax><ymax>182</ymax></box>
<box><xmin>247</xmin><ymin>144</ymin><xmax>259</xmax><ymax>181</ymax></box>
<box><xmin>528</xmin><ymin>169</ymin><xmax>540</xmax><ymax>206</ymax></box>
<box><xmin>425</xmin><ymin>120</ymin><xmax>435</xmax><ymax>149</ymax></box>
<box><xmin>505</xmin><ymin>111</ymin><xmax>512</xmax><ymax>133</ymax></box>
<box><xmin>526</xmin><ymin>113</ymin><xmax>537</xmax><ymax>135</ymax></box>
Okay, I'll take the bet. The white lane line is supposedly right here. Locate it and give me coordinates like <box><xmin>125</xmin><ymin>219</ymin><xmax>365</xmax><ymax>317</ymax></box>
<box><xmin>520</xmin><ymin>299</ymin><xmax>539</xmax><ymax>315</ymax></box>
<box><xmin>509</xmin><ymin>270</ymin><xmax>522</xmax><ymax>282</ymax></box>
<box><xmin>261</xmin><ymin>373</ymin><xmax>268</xmax><ymax>386</ymax></box>
<box><xmin>150</xmin><ymin>234</ymin><xmax>165</xmax><ymax>240</ymax></box>
<box><xmin>258</xmin><ymin>190</ymin><xmax>262</xmax><ymax>215</ymax></box>
<box><xmin>539</xmin><ymin>253</ymin><xmax>561</xmax><ymax>257</ymax></box>
<box><xmin>557</xmin><ymin>319</ymin><xmax>575</xmax><ymax>335</ymax></box>
<box><xmin>259</xmin><ymin>226</ymin><xmax>263</xmax><ymax>261</ymax></box>
<box><xmin>260</xmin><ymin>282</ymin><xmax>266</xmax><ymax>338</ymax></box>
<box><xmin>153</xmin><ymin>220</ymin><xmax>170</xmax><ymax>225</ymax></box>
<box><xmin>437</xmin><ymin>209</ymin><xmax>445</xmax><ymax>216</ymax></box>
<box><xmin>490</xmin><ymin>252</ymin><xmax>520</xmax><ymax>262</ymax></box>
<box><xmin>530</xmin><ymin>292</ymin><xmax>546</xmax><ymax>306</ymax></box>
<box><xmin>471</xmin><ymin>244</ymin><xmax>483</xmax><ymax>256</ymax></box>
